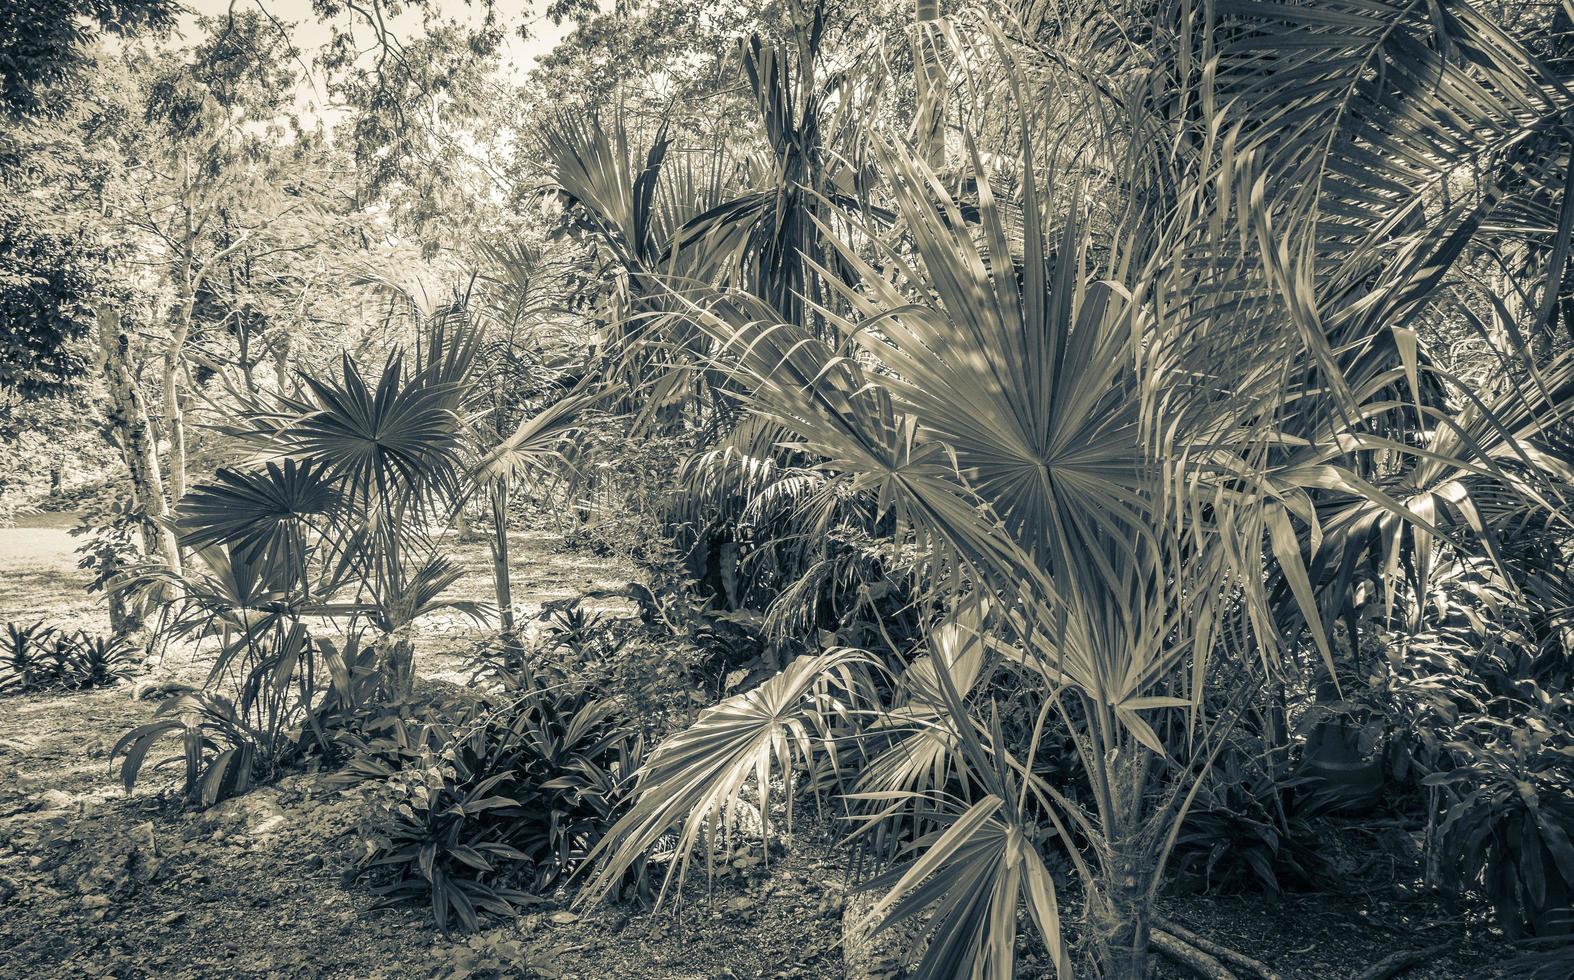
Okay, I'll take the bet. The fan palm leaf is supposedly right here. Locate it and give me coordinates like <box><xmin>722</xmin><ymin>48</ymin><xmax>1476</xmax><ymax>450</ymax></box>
<box><xmin>577</xmin><ymin>648</ymin><xmax>872</xmax><ymax>908</ymax></box>
<box><xmin>474</xmin><ymin>386</ymin><xmax>599</xmax><ymax>487</ymax></box>
<box><xmin>284</xmin><ymin>352</ymin><xmax>468</xmax><ymax>510</ymax></box>
<box><xmin>175</xmin><ymin>459</ymin><xmax>338</xmax><ymax>569</ymax></box>
<box><xmin>855</xmin><ymin>794</ymin><xmax>1070</xmax><ymax>980</ymax></box>
<box><xmin>1213</xmin><ymin>0</ymin><xmax>1574</xmax><ymax>283</ymax></box>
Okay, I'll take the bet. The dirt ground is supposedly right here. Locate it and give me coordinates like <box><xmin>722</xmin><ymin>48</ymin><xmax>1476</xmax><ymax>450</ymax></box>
<box><xmin>0</xmin><ymin>518</ymin><xmax>848</xmax><ymax>980</ymax></box>
<box><xmin>0</xmin><ymin>517</ymin><xmax>1535</xmax><ymax>979</ymax></box>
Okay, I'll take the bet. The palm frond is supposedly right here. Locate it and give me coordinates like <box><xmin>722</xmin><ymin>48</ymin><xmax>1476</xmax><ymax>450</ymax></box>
<box><xmin>856</xmin><ymin>794</ymin><xmax>1069</xmax><ymax>980</ymax></box>
<box><xmin>175</xmin><ymin>459</ymin><xmax>338</xmax><ymax>567</ymax></box>
<box><xmin>578</xmin><ymin>648</ymin><xmax>872</xmax><ymax>908</ymax></box>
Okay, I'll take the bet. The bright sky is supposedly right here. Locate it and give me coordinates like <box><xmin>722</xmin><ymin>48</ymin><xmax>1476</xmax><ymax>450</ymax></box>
<box><xmin>176</xmin><ymin>0</ymin><xmax>579</xmax><ymax>115</ymax></box>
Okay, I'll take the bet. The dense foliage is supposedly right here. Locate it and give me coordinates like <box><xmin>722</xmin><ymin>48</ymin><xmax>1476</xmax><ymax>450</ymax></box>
<box><xmin>339</xmin><ymin>658</ymin><xmax>646</xmax><ymax>932</ymax></box>
<box><xmin>3</xmin><ymin>0</ymin><xmax>1573</xmax><ymax>976</ymax></box>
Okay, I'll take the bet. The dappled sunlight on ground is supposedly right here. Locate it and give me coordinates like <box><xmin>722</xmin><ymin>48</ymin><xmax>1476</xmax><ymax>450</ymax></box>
<box><xmin>0</xmin><ymin>523</ymin><xmax>850</xmax><ymax>978</ymax></box>
<box><xmin>0</xmin><ymin>524</ymin><xmax>108</xmax><ymax>632</ymax></box>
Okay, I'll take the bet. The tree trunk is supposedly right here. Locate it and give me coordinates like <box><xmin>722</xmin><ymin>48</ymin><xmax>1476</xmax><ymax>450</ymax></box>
<box><xmin>1090</xmin><ymin>742</ymin><xmax>1158</xmax><ymax>978</ymax></box>
<box><xmin>490</xmin><ymin>480</ymin><xmax>515</xmax><ymax>633</ymax></box>
<box><xmin>1089</xmin><ymin>841</ymin><xmax>1155</xmax><ymax>979</ymax></box>
<box><xmin>95</xmin><ymin>306</ymin><xmax>181</xmax><ymax>575</ymax></box>
<box><xmin>382</xmin><ymin>636</ymin><xmax>415</xmax><ymax>701</ymax></box>
<box><xmin>163</xmin><ymin>310</ymin><xmax>191</xmax><ymax>503</ymax></box>
<box><xmin>914</xmin><ymin>0</ymin><xmax>945</xmax><ymax>170</ymax></box>
<box><xmin>270</xmin><ymin>329</ymin><xmax>291</xmax><ymax>393</ymax></box>
<box><xmin>375</xmin><ymin>510</ymin><xmax>416</xmax><ymax>702</ymax></box>
<box><xmin>106</xmin><ymin>571</ymin><xmax>144</xmax><ymax>637</ymax></box>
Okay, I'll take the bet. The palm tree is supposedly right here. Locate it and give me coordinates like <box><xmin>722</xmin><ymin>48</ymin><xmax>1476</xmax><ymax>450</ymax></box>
<box><xmin>570</xmin><ymin>3</ymin><xmax>1574</xmax><ymax>977</ymax></box>
<box><xmin>472</xmin><ymin>385</ymin><xmax>600</xmax><ymax>632</ymax></box>
<box><xmin>205</xmin><ymin>303</ymin><xmax>487</xmax><ymax>700</ymax></box>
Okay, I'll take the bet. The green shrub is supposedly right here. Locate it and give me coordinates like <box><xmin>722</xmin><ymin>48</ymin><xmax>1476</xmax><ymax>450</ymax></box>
<box><xmin>110</xmin><ymin>581</ymin><xmax>326</xmax><ymax>807</ymax></box>
<box><xmin>343</xmin><ymin>661</ymin><xmax>646</xmax><ymax>932</ymax></box>
<box><xmin>1426</xmin><ymin>693</ymin><xmax>1574</xmax><ymax>939</ymax></box>
<box><xmin>64</xmin><ymin>632</ymin><xmax>141</xmax><ymax>689</ymax></box>
<box><xmin>1169</xmin><ymin>748</ymin><xmax>1323</xmax><ymax>897</ymax></box>
<box><xmin>0</xmin><ymin>621</ymin><xmax>58</xmax><ymax>693</ymax></box>
<box><xmin>112</xmin><ymin>684</ymin><xmax>321</xmax><ymax>807</ymax></box>
<box><xmin>434</xmin><ymin>932</ymin><xmax>567</xmax><ymax>979</ymax></box>
<box><xmin>71</xmin><ymin>500</ymin><xmax>157</xmax><ymax>634</ymax></box>
<box><xmin>1</xmin><ymin>621</ymin><xmax>138</xmax><ymax>694</ymax></box>
<box><xmin>522</xmin><ymin>601</ymin><xmax>704</xmax><ymax>737</ymax></box>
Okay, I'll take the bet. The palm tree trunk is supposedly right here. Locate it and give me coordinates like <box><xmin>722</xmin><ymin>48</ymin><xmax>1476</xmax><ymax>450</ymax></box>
<box><xmin>1089</xmin><ymin>843</ymin><xmax>1155</xmax><ymax>979</ymax></box>
<box><xmin>384</xmin><ymin>636</ymin><xmax>415</xmax><ymax>700</ymax></box>
<box><xmin>914</xmin><ymin>0</ymin><xmax>945</xmax><ymax>170</ymax></box>
<box><xmin>490</xmin><ymin>479</ymin><xmax>515</xmax><ymax>633</ymax></box>
<box><xmin>1089</xmin><ymin>741</ymin><xmax>1158</xmax><ymax>978</ymax></box>
<box><xmin>377</xmin><ymin>507</ymin><xmax>416</xmax><ymax>701</ymax></box>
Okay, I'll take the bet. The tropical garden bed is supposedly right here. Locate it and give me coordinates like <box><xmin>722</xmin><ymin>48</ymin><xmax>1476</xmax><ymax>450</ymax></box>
<box><xmin>4</xmin><ymin>0</ymin><xmax>1574</xmax><ymax>978</ymax></box>
<box><xmin>0</xmin><ymin>519</ymin><xmax>1553</xmax><ymax>979</ymax></box>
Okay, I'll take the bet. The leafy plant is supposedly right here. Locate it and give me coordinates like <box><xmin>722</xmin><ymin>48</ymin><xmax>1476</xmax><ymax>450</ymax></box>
<box><xmin>215</xmin><ymin>314</ymin><xmax>489</xmax><ymax>701</ymax></box>
<box><xmin>516</xmin><ymin>598</ymin><xmax>706</xmax><ymax>737</ymax></box>
<box><xmin>1</xmin><ymin>622</ymin><xmax>138</xmax><ymax>694</ymax></box>
<box><xmin>71</xmin><ymin>499</ymin><xmax>156</xmax><ymax>634</ymax></box>
<box><xmin>62</xmin><ymin>631</ymin><xmax>141</xmax><ymax>690</ymax></box>
<box><xmin>111</xmin><ymin>544</ymin><xmax>330</xmax><ymax>806</ymax></box>
<box><xmin>581</xmin><ymin>647</ymin><xmax>870</xmax><ymax>908</ymax></box>
<box><xmin>1426</xmin><ymin>694</ymin><xmax>1574</xmax><ymax>938</ymax></box>
<box><xmin>111</xmin><ymin>326</ymin><xmax>489</xmax><ymax>801</ymax></box>
<box><xmin>434</xmin><ymin>932</ymin><xmax>566</xmax><ymax>980</ymax></box>
<box><xmin>346</xmin><ymin>660</ymin><xmax>645</xmax><ymax>932</ymax></box>
<box><xmin>0</xmin><ymin>621</ymin><xmax>61</xmax><ymax>694</ymax></box>
<box><xmin>1170</xmin><ymin>750</ymin><xmax>1321</xmax><ymax>897</ymax></box>
<box><xmin>561</xmin><ymin>3</ymin><xmax>1574</xmax><ymax>975</ymax></box>
<box><xmin>112</xmin><ymin>690</ymin><xmax>295</xmax><ymax>806</ymax></box>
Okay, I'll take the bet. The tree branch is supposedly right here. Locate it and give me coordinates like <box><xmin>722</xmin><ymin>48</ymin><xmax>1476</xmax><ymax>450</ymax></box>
<box><xmin>1153</xmin><ymin>915</ymin><xmax>1283</xmax><ymax>980</ymax></box>
<box><xmin>1351</xmin><ymin>944</ymin><xmax>1452</xmax><ymax>980</ymax></box>
<box><xmin>1152</xmin><ymin>929</ymin><xmax>1240</xmax><ymax>980</ymax></box>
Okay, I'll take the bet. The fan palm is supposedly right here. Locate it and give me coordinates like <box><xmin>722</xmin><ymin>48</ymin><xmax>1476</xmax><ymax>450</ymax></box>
<box><xmin>196</xmin><ymin>308</ymin><xmax>486</xmax><ymax>699</ymax></box>
<box><xmin>569</xmin><ymin>5</ymin><xmax>1574</xmax><ymax>978</ymax></box>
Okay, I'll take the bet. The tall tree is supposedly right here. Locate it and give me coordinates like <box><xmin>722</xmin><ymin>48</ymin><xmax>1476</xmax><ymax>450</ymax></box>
<box><xmin>118</xmin><ymin>13</ymin><xmax>313</xmax><ymax>501</ymax></box>
<box><xmin>94</xmin><ymin>306</ymin><xmax>180</xmax><ymax>571</ymax></box>
<box><xmin>0</xmin><ymin>0</ymin><xmax>175</xmax><ymax>118</ymax></box>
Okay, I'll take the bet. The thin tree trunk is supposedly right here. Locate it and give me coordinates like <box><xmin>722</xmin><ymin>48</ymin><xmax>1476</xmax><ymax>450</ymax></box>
<box><xmin>384</xmin><ymin>636</ymin><xmax>415</xmax><ymax>700</ymax></box>
<box><xmin>107</xmin><ymin>588</ymin><xmax>141</xmax><ymax>636</ymax></box>
<box><xmin>168</xmin><ymin>157</ymin><xmax>196</xmax><ymax>504</ymax></box>
<box><xmin>270</xmin><ymin>329</ymin><xmax>291</xmax><ymax>393</ymax></box>
<box><xmin>377</xmin><ymin>504</ymin><xmax>416</xmax><ymax>701</ymax></box>
<box><xmin>95</xmin><ymin>306</ymin><xmax>181</xmax><ymax>575</ymax></box>
<box><xmin>163</xmin><ymin>311</ymin><xmax>190</xmax><ymax>503</ymax></box>
<box><xmin>914</xmin><ymin>0</ymin><xmax>945</xmax><ymax>170</ymax></box>
<box><xmin>490</xmin><ymin>480</ymin><xmax>515</xmax><ymax>633</ymax></box>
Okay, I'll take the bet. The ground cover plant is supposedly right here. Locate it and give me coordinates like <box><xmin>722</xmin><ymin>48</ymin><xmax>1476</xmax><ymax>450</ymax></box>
<box><xmin>1</xmin><ymin>621</ymin><xmax>138</xmax><ymax>694</ymax></box>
